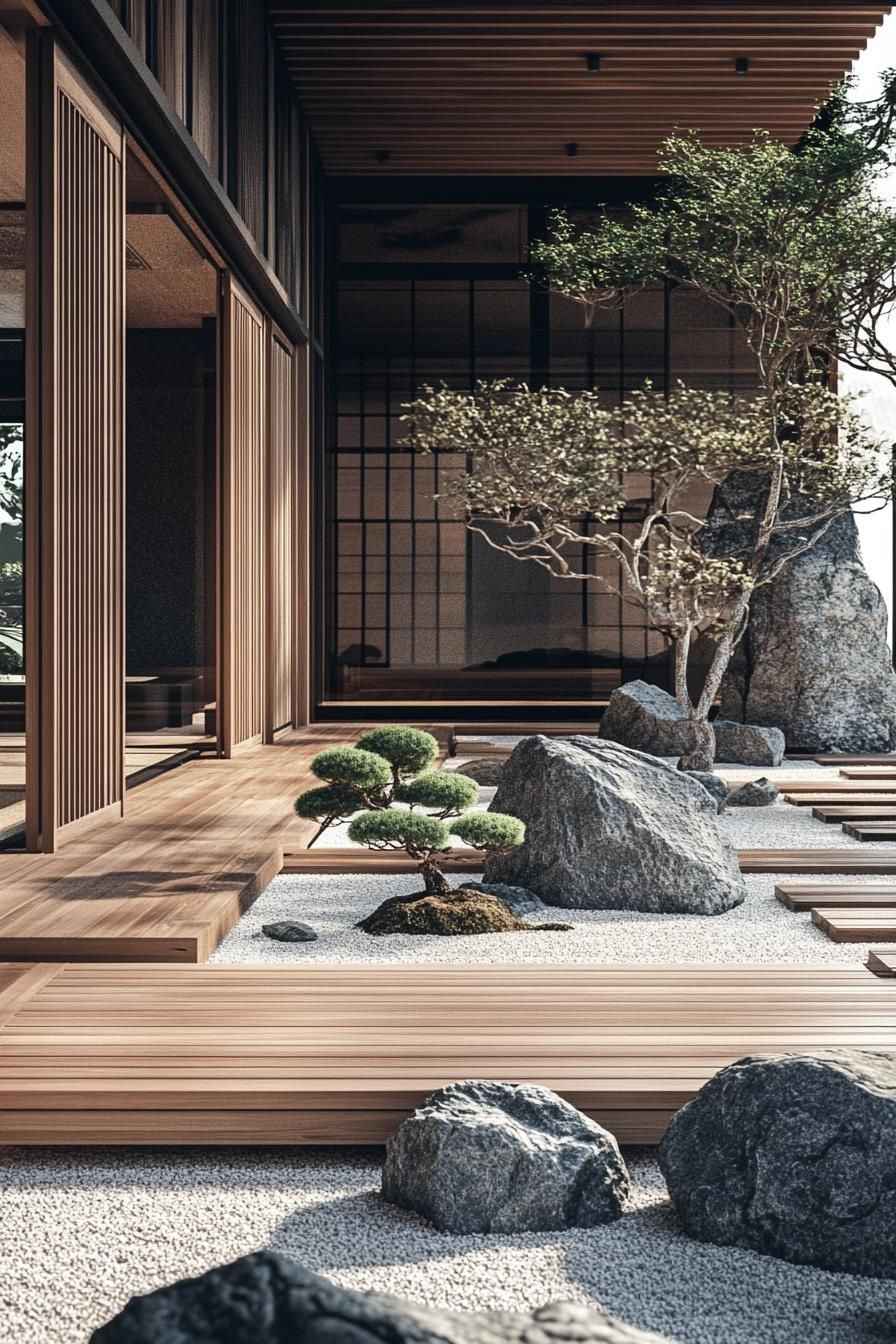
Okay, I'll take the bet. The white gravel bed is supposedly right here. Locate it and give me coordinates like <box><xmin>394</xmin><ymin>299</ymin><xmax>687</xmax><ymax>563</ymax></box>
<box><xmin>211</xmin><ymin>871</ymin><xmax>873</xmax><ymax>967</ymax></box>
<box><xmin>3</xmin><ymin>1145</ymin><xmax>895</xmax><ymax>1344</ymax></box>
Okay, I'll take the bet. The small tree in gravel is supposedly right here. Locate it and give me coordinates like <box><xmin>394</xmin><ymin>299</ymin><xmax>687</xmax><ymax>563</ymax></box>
<box><xmin>294</xmin><ymin>725</ymin><xmax>525</xmax><ymax>894</ymax></box>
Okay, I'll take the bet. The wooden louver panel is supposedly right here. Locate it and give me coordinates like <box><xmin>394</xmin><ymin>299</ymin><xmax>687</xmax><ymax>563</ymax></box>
<box><xmin>221</xmin><ymin>277</ymin><xmax>266</xmax><ymax>754</ymax></box>
<box><xmin>28</xmin><ymin>40</ymin><xmax>125</xmax><ymax>849</ymax></box>
<box><xmin>266</xmin><ymin>332</ymin><xmax>296</xmax><ymax>739</ymax></box>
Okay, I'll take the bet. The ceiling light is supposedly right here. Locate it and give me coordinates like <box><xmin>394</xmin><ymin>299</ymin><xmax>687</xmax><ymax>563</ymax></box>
<box><xmin>565</xmin><ymin>141</ymin><xmax>579</xmax><ymax>157</ymax></box>
<box><xmin>586</xmin><ymin>53</ymin><xmax>601</xmax><ymax>73</ymax></box>
<box><xmin>735</xmin><ymin>56</ymin><xmax>750</xmax><ymax>74</ymax></box>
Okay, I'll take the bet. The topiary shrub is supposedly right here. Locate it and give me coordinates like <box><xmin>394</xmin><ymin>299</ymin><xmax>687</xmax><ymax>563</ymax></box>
<box><xmin>294</xmin><ymin>725</ymin><xmax>526</xmax><ymax>904</ymax></box>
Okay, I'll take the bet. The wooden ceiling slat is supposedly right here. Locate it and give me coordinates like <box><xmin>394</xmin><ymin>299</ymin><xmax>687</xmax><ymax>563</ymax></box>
<box><xmin>269</xmin><ymin>1</ymin><xmax>890</xmax><ymax>176</ymax></box>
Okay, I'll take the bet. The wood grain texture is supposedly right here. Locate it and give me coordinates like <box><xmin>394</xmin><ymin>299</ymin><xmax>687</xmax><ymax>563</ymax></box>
<box><xmin>27</xmin><ymin>36</ymin><xmax>125</xmax><ymax>852</ymax></box>
<box><xmin>776</xmin><ymin>884</ymin><xmax>896</xmax><ymax>911</ymax></box>
<box><xmin>1</xmin><ymin>962</ymin><xmax>892</xmax><ymax>1145</ymax></box>
<box><xmin>266</xmin><ymin>330</ymin><xmax>296</xmax><ymax>739</ymax></box>
<box><xmin>867</xmin><ymin>949</ymin><xmax>896</xmax><ymax>977</ymax></box>
<box><xmin>269</xmin><ymin>2</ymin><xmax>888</xmax><ymax>175</ymax></box>
<box><xmin>812</xmin><ymin>908</ymin><xmax>896</xmax><ymax>942</ymax></box>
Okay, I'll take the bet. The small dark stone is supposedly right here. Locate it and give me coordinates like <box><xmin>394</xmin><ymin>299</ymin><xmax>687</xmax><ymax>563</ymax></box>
<box><xmin>382</xmin><ymin>1080</ymin><xmax>630</xmax><ymax>1233</ymax></box>
<box><xmin>357</xmin><ymin>887</ymin><xmax>571</xmax><ymax>937</ymax></box>
<box><xmin>91</xmin><ymin>1250</ymin><xmax>673</xmax><ymax>1343</ymax></box>
<box><xmin>726</xmin><ymin>777</ymin><xmax>778</xmax><ymax>807</ymax></box>
<box><xmin>261</xmin><ymin>921</ymin><xmax>318</xmax><ymax>943</ymax></box>
<box><xmin>659</xmin><ymin>1049</ymin><xmax>896</xmax><ymax>1277</ymax></box>
<box><xmin>461</xmin><ymin>880</ymin><xmax>547</xmax><ymax>916</ymax></box>
<box><xmin>452</xmin><ymin>758</ymin><xmax>505</xmax><ymax>786</ymax></box>
<box><xmin>684</xmin><ymin>770</ymin><xmax>728</xmax><ymax>813</ymax></box>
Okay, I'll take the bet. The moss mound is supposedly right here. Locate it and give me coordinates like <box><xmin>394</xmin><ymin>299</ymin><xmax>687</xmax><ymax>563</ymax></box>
<box><xmin>357</xmin><ymin>887</ymin><xmax>571</xmax><ymax>937</ymax></box>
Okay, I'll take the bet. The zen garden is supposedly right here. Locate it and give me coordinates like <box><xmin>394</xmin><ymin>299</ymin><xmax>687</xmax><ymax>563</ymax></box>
<box><xmin>10</xmin><ymin>10</ymin><xmax>896</xmax><ymax>1344</ymax></box>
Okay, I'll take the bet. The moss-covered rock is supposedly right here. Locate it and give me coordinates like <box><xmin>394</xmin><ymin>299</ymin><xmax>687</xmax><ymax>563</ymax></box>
<box><xmin>357</xmin><ymin>887</ymin><xmax>571</xmax><ymax>937</ymax></box>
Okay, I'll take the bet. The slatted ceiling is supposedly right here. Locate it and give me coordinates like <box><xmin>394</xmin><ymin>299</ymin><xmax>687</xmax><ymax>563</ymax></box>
<box><xmin>29</xmin><ymin>45</ymin><xmax>125</xmax><ymax>849</ymax></box>
<box><xmin>267</xmin><ymin>333</ymin><xmax>296</xmax><ymax>737</ymax></box>
<box><xmin>221</xmin><ymin>281</ymin><xmax>267</xmax><ymax>753</ymax></box>
<box><xmin>269</xmin><ymin>2</ymin><xmax>889</xmax><ymax>175</ymax></box>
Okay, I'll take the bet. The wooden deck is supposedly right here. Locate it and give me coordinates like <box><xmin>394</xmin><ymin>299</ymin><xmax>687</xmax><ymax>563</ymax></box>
<box><xmin>1</xmin><ymin>962</ymin><xmax>892</xmax><ymax>1146</ymax></box>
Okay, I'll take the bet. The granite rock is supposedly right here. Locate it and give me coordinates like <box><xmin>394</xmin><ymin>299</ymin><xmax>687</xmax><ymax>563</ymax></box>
<box><xmin>684</xmin><ymin>770</ymin><xmax>728</xmax><ymax>813</ymax></box>
<box><xmin>452</xmin><ymin>758</ymin><xmax>505</xmax><ymax>786</ymax></box>
<box><xmin>91</xmin><ymin>1250</ymin><xmax>673</xmax><ymax>1343</ymax></box>
<box><xmin>382</xmin><ymin>1079</ymin><xmax>630</xmax><ymax>1233</ymax></box>
<box><xmin>726</xmin><ymin>777</ymin><xmax>778</xmax><ymax>808</ymax></box>
<box><xmin>461</xmin><ymin>880</ymin><xmax>548</xmax><ymax>916</ymax></box>
<box><xmin>713</xmin><ymin>720</ymin><xmax>785</xmax><ymax>767</ymax></box>
<box><xmin>659</xmin><ymin>1049</ymin><xmax>896</xmax><ymax>1277</ymax></box>
<box><xmin>486</xmin><ymin>735</ymin><xmax>746</xmax><ymax>914</ymax></box>
<box><xmin>599</xmin><ymin>680</ymin><xmax>697</xmax><ymax>758</ymax></box>
<box><xmin>261</xmin><ymin>921</ymin><xmax>318</xmax><ymax>943</ymax></box>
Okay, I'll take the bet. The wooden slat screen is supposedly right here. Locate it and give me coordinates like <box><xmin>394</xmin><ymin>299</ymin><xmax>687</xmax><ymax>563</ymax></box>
<box><xmin>266</xmin><ymin>332</ymin><xmax>296</xmax><ymax>738</ymax></box>
<box><xmin>221</xmin><ymin>277</ymin><xmax>266</xmax><ymax>753</ymax></box>
<box><xmin>28</xmin><ymin>39</ymin><xmax>125</xmax><ymax>850</ymax></box>
<box><xmin>190</xmin><ymin>0</ymin><xmax>220</xmax><ymax>175</ymax></box>
<box><xmin>152</xmin><ymin>0</ymin><xmax>187</xmax><ymax>123</ymax></box>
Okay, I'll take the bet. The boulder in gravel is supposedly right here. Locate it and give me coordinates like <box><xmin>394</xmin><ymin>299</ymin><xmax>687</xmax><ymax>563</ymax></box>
<box><xmin>659</xmin><ymin>1049</ymin><xmax>896</xmax><ymax>1277</ymax></box>
<box><xmin>461</xmin><ymin>880</ymin><xmax>547</xmax><ymax>917</ymax></box>
<box><xmin>452</xmin><ymin>758</ymin><xmax>505</xmax><ymax>786</ymax></box>
<box><xmin>357</xmin><ymin>887</ymin><xmax>570</xmax><ymax>936</ymax></box>
<box><xmin>713</xmin><ymin>720</ymin><xmax>785</xmax><ymax>767</ymax></box>
<box><xmin>382</xmin><ymin>1079</ymin><xmax>630</xmax><ymax>1233</ymax></box>
<box><xmin>91</xmin><ymin>1249</ymin><xmax>673</xmax><ymax>1344</ymax></box>
<box><xmin>685</xmin><ymin>770</ymin><xmax>728</xmax><ymax>813</ymax></box>
<box><xmin>726</xmin><ymin>777</ymin><xmax>778</xmax><ymax>808</ymax></box>
<box><xmin>705</xmin><ymin>473</ymin><xmax>896</xmax><ymax>752</ymax></box>
<box><xmin>486</xmin><ymin>736</ymin><xmax>746</xmax><ymax>914</ymax></box>
<box><xmin>261</xmin><ymin>921</ymin><xmax>318</xmax><ymax>943</ymax></box>
<box><xmin>599</xmin><ymin>680</ymin><xmax>697</xmax><ymax>757</ymax></box>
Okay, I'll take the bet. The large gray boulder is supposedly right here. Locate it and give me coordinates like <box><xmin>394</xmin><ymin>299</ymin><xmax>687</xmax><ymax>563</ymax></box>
<box><xmin>599</xmin><ymin>680</ymin><xmax>697</xmax><ymax>757</ymax></box>
<box><xmin>382</xmin><ymin>1080</ymin><xmax>629</xmax><ymax>1233</ymax></box>
<box><xmin>91</xmin><ymin>1250</ymin><xmax>674</xmax><ymax>1343</ymax></box>
<box><xmin>659</xmin><ymin>1050</ymin><xmax>896</xmax><ymax>1277</ymax></box>
<box><xmin>704</xmin><ymin>474</ymin><xmax>896</xmax><ymax>752</ymax></box>
<box><xmin>713</xmin><ymin>720</ymin><xmax>785</xmax><ymax>767</ymax></box>
<box><xmin>486</xmin><ymin>736</ymin><xmax>746</xmax><ymax>914</ymax></box>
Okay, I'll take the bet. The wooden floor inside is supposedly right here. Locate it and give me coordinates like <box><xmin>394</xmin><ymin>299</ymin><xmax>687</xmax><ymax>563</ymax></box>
<box><xmin>2</xmin><ymin>962</ymin><xmax>892</xmax><ymax>1146</ymax></box>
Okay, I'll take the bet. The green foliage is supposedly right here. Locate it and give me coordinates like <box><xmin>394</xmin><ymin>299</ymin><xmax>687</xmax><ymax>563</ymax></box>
<box><xmin>0</xmin><ymin>425</ymin><xmax>23</xmax><ymax>525</ymax></box>
<box><xmin>294</xmin><ymin>784</ymin><xmax>361</xmax><ymax>823</ymax></box>
<box><xmin>452</xmin><ymin>811</ymin><xmax>526</xmax><ymax>850</ymax></box>
<box><xmin>355</xmin><ymin>725</ymin><xmax>438</xmax><ymax>776</ymax></box>
<box><xmin>310</xmin><ymin>746</ymin><xmax>392</xmax><ymax>791</ymax></box>
<box><xmin>348</xmin><ymin>808</ymin><xmax>449</xmax><ymax>853</ymax></box>
<box><xmin>395</xmin><ymin>769</ymin><xmax>479</xmax><ymax>814</ymax></box>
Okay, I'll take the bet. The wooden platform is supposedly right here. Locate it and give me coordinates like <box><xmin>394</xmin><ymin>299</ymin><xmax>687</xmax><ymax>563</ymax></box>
<box><xmin>1</xmin><ymin>962</ymin><xmax>893</xmax><ymax>1146</ymax></box>
<box><xmin>775</xmin><ymin>883</ymin><xmax>896</xmax><ymax>910</ymax></box>
<box><xmin>812</xmin><ymin>806</ymin><xmax>896</xmax><ymax>823</ymax></box>
<box><xmin>784</xmin><ymin>793</ymin><xmax>896</xmax><ymax>807</ymax></box>
<box><xmin>812</xmin><ymin>909</ymin><xmax>896</xmax><ymax>942</ymax></box>
<box><xmin>782</xmin><ymin>779</ymin><xmax>896</xmax><ymax>795</ymax></box>
<box><xmin>738</xmin><ymin>849</ymin><xmax>896</xmax><ymax>874</ymax></box>
<box><xmin>867</xmin><ymin>949</ymin><xmax>896</xmax><ymax>977</ymax></box>
<box><xmin>840</xmin><ymin>767</ymin><xmax>896</xmax><ymax>779</ymax></box>
<box><xmin>843</xmin><ymin>822</ymin><xmax>896</xmax><ymax>841</ymax></box>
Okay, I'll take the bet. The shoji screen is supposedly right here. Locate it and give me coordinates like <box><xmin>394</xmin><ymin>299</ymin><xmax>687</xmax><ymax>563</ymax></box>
<box><xmin>221</xmin><ymin>276</ymin><xmax>266</xmax><ymax>753</ymax></box>
<box><xmin>27</xmin><ymin>37</ymin><xmax>125</xmax><ymax>851</ymax></box>
<box><xmin>266</xmin><ymin>330</ymin><xmax>295</xmax><ymax>739</ymax></box>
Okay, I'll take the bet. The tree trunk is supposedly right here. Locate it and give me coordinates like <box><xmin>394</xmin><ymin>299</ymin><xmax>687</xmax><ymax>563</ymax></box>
<box><xmin>677</xmin><ymin>718</ymin><xmax>715</xmax><ymax>772</ymax></box>
<box><xmin>419</xmin><ymin>855</ymin><xmax>452</xmax><ymax>895</ymax></box>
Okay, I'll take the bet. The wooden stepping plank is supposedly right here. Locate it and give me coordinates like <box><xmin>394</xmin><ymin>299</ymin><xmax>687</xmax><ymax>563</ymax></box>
<box><xmin>812</xmin><ymin>908</ymin><xmax>896</xmax><ymax>941</ymax></box>
<box><xmin>812</xmin><ymin>755</ymin><xmax>896</xmax><ymax>765</ymax></box>
<box><xmin>843</xmin><ymin>822</ymin><xmax>896</xmax><ymax>841</ymax></box>
<box><xmin>840</xmin><ymin>767</ymin><xmax>896</xmax><ymax>779</ymax></box>
<box><xmin>781</xmin><ymin>779</ymin><xmax>896</xmax><ymax>794</ymax></box>
<box><xmin>775</xmin><ymin>884</ymin><xmax>896</xmax><ymax>910</ymax></box>
<box><xmin>784</xmin><ymin>793</ymin><xmax>896</xmax><ymax>807</ymax></box>
<box><xmin>813</xmin><ymin>806</ymin><xmax>896</xmax><ymax>822</ymax></box>
<box><xmin>867</xmin><ymin>949</ymin><xmax>896</xmax><ymax>977</ymax></box>
<box><xmin>740</xmin><ymin>850</ymin><xmax>896</xmax><ymax>873</ymax></box>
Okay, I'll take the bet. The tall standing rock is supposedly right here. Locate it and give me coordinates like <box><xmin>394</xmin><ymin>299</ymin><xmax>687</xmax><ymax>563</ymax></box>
<box><xmin>703</xmin><ymin>473</ymin><xmax>896</xmax><ymax>753</ymax></box>
<box><xmin>486</xmin><ymin>735</ymin><xmax>746</xmax><ymax>914</ymax></box>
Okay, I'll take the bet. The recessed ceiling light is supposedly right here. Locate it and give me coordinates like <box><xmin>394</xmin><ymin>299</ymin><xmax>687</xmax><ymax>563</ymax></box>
<box><xmin>565</xmin><ymin>141</ymin><xmax>579</xmax><ymax>157</ymax></box>
<box><xmin>735</xmin><ymin>55</ymin><xmax>750</xmax><ymax>74</ymax></box>
<box><xmin>586</xmin><ymin>53</ymin><xmax>601</xmax><ymax>73</ymax></box>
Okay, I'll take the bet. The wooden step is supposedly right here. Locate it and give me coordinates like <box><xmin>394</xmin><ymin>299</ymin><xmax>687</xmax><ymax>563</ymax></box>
<box><xmin>839</xmin><ymin>766</ymin><xmax>896</xmax><ymax>779</ymax></box>
<box><xmin>843</xmin><ymin>822</ymin><xmax>896</xmax><ymax>841</ymax></box>
<box><xmin>812</xmin><ymin>908</ymin><xmax>896</xmax><ymax>941</ymax></box>
<box><xmin>739</xmin><ymin>850</ymin><xmax>896</xmax><ymax>874</ymax></box>
<box><xmin>784</xmin><ymin>793</ymin><xmax>896</xmax><ymax>807</ymax></box>
<box><xmin>867</xmin><ymin>949</ymin><xmax>896</xmax><ymax>977</ymax></box>
<box><xmin>812</xmin><ymin>806</ymin><xmax>896</xmax><ymax>823</ymax></box>
<box><xmin>812</xmin><ymin>755</ymin><xmax>896</xmax><ymax>766</ymax></box>
<box><xmin>781</xmin><ymin>779</ymin><xmax>896</xmax><ymax>794</ymax></box>
<box><xmin>775</xmin><ymin>883</ymin><xmax>896</xmax><ymax>910</ymax></box>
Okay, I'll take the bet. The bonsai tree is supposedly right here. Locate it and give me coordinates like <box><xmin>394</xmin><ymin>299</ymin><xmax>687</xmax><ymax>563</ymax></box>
<box><xmin>404</xmin><ymin>85</ymin><xmax>896</xmax><ymax>770</ymax></box>
<box><xmin>294</xmin><ymin>725</ymin><xmax>525</xmax><ymax>894</ymax></box>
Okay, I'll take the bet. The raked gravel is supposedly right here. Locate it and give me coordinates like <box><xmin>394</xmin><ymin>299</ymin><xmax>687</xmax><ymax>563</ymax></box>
<box><xmin>3</xmin><ymin>1145</ymin><xmax>896</xmax><ymax>1344</ymax></box>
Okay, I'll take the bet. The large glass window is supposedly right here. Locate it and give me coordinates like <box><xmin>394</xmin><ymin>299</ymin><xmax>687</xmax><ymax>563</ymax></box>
<box><xmin>324</xmin><ymin>202</ymin><xmax>755</xmax><ymax>710</ymax></box>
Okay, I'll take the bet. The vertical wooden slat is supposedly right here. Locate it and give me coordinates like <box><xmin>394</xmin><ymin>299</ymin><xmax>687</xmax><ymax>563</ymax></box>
<box><xmin>27</xmin><ymin>34</ymin><xmax>125</xmax><ymax>851</ymax></box>
<box><xmin>220</xmin><ymin>275</ymin><xmax>266</xmax><ymax>755</ymax></box>
<box><xmin>293</xmin><ymin>342</ymin><xmax>311</xmax><ymax>728</ymax></box>
<box><xmin>266</xmin><ymin>329</ymin><xmax>295</xmax><ymax>739</ymax></box>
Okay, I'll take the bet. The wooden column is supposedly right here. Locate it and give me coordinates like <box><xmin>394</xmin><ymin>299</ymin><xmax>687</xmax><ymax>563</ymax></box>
<box><xmin>266</xmin><ymin>327</ymin><xmax>296</xmax><ymax>740</ymax></box>
<box><xmin>220</xmin><ymin>275</ymin><xmax>266</xmax><ymax>754</ymax></box>
<box><xmin>293</xmin><ymin>342</ymin><xmax>312</xmax><ymax>728</ymax></box>
<box><xmin>26</xmin><ymin>33</ymin><xmax>125</xmax><ymax>852</ymax></box>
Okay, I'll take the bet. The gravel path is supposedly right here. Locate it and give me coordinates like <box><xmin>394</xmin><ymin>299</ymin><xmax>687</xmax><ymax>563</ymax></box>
<box><xmin>3</xmin><ymin>1145</ymin><xmax>895</xmax><ymax>1344</ymax></box>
